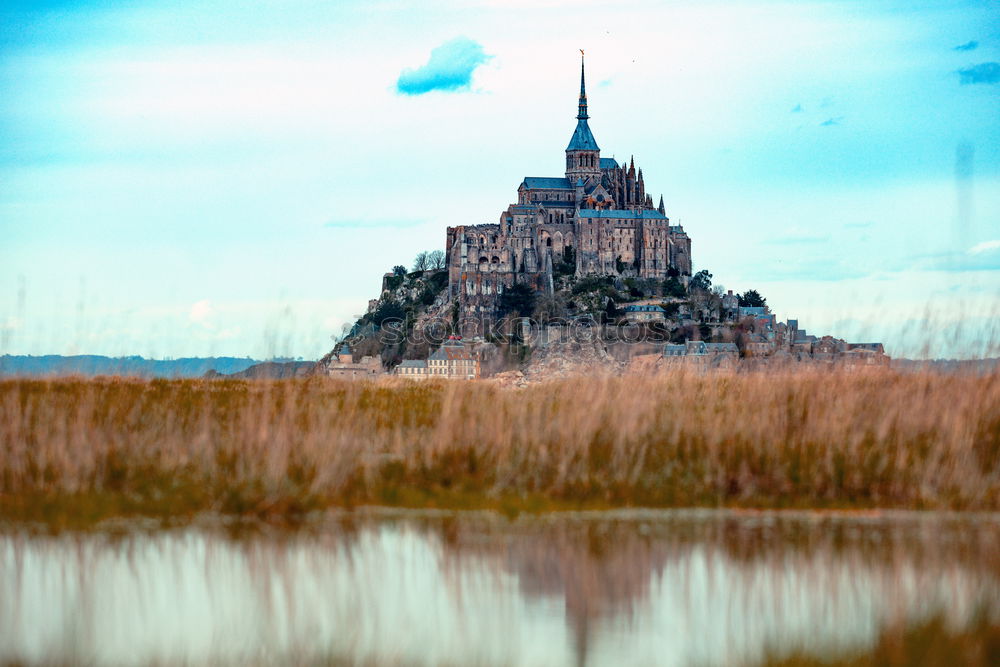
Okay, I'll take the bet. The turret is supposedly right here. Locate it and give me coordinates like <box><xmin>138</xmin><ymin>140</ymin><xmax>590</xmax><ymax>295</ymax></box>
<box><xmin>625</xmin><ymin>158</ymin><xmax>636</xmax><ymax>205</ymax></box>
<box><xmin>658</xmin><ymin>195</ymin><xmax>666</xmax><ymax>215</ymax></box>
<box><xmin>565</xmin><ymin>52</ymin><xmax>601</xmax><ymax>183</ymax></box>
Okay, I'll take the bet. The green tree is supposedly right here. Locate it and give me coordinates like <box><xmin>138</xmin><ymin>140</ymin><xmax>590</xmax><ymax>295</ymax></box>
<box><xmin>690</xmin><ymin>270</ymin><xmax>713</xmax><ymax>292</ymax></box>
<box><xmin>738</xmin><ymin>289</ymin><xmax>767</xmax><ymax>309</ymax></box>
<box><xmin>392</xmin><ymin>265</ymin><xmax>407</xmax><ymax>277</ymax></box>
<box><xmin>604</xmin><ymin>298</ymin><xmax>620</xmax><ymax>321</ymax></box>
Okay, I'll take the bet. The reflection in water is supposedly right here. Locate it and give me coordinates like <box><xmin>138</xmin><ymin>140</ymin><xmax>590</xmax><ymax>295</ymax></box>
<box><xmin>1</xmin><ymin>511</ymin><xmax>998</xmax><ymax>666</ymax></box>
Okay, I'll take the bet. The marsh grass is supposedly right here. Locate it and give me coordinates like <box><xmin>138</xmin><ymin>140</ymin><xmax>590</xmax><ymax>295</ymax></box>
<box><xmin>761</xmin><ymin>610</ymin><xmax>1000</xmax><ymax>666</ymax></box>
<box><xmin>1</xmin><ymin>368</ymin><xmax>998</xmax><ymax>526</ymax></box>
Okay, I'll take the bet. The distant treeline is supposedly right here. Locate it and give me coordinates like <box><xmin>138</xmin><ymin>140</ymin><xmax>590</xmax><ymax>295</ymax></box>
<box><xmin>0</xmin><ymin>354</ymin><xmax>271</xmax><ymax>378</ymax></box>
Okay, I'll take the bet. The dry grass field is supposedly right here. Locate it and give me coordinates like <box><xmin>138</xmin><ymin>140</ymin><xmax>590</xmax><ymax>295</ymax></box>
<box><xmin>1</xmin><ymin>368</ymin><xmax>998</xmax><ymax>526</ymax></box>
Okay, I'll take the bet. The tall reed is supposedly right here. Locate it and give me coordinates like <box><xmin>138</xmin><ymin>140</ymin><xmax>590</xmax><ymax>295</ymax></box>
<box><xmin>1</xmin><ymin>368</ymin><xmax>997</xmax><ymax>525</ymax></box>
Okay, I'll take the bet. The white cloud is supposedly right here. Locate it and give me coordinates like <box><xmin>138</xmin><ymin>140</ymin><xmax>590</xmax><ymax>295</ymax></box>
<box><xmin>968</xmin><ymin>240</ymin><xmax>1000</xmax><ymax>255</ymax></box>
<box><xmin>188</xmin><ymin>300</ymin><xmax>214</xmax><ymax>329</ymax></box>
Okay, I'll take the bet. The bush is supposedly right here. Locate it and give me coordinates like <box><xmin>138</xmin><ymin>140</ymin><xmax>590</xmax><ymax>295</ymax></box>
<box><xmin>624</xmin><ymin>279</ymin><xmax>643</xmax><ymax>298</ymax></box>
<box><xmin>738</xmin><ymin>289</ymin><xmax>767</xmax><ymax>309</ymax></box>
<box><xmin>663</xmin><ymin>277</ymin><xmax>686</xmax><ymax>298</ymax></box>
<box><xmin>372</xmin><ymin>301</ymin><xmax>405</xmax><ymax>327</ymax></box>
<box><xmin>572</xmin><ymin>275</ymin><xmax>614</xmax><ymax>295</ymax></box>
<box><xmin>428</xmin><ymin>269</ymin><xmax>448</xmax><ymax>293</ymax></box>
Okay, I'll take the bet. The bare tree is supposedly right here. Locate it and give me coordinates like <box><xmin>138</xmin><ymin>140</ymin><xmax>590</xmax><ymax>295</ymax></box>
<box><xmin>428</xmin><ymin>250</ymin><xmax>445</xmax><ymax>270</ymax></box>
<box><xmin>412</xmin><ymin>251</ymin><xmax>429</xmax><ymax>273</ymax></box>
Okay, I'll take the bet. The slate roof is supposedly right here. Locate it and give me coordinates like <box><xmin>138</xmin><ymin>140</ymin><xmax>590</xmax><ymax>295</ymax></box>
<box><xmin>567</xmin><ymin>118</ymin><xmax>600</xmax><ymax>151</ymax></box>
<box><xmin>398</xmin><ymin>360</ymin><xmax>427</xmax><ymax>368</ymax></box>
<box><xmin>521</xmin><ymin>177</ymin><xmax>572</xmax><ymax>190</ymax></box>
<box><xmin>599</xmin><ymin>157</ymin><xmax>619</xmax><ymax>169</ymax></box>
<box><xmin>577</xmin><ymin>209</ymin><xmax>668</xmax><ymax>220</ymax></box>
<box><xmin>429</xmin><ymin>343</ymin><xmax>473</xmax><ymax>361</ymax></box>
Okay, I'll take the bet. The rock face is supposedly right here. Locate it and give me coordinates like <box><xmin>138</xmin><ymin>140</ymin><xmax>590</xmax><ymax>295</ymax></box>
<box><xmin>491</xmin><ymin>328</ymin><xmax>622</xmax><ymax>387</ymax></box>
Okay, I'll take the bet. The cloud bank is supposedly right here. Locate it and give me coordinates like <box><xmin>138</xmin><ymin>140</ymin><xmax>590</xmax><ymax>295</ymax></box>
<box><xmin>396</xmin><ymin>37</ymin><xmax>490</xmax><ymax>96</ymax></box>
<box><xmin>953</xmin><ymin>40</ymin><xmax>978</xmax><ymax>52</ymax></box>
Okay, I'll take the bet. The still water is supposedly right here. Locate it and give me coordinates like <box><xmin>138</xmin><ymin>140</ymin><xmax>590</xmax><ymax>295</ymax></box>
<box><xmin>1</xmin><ymin>509</ymin><xmax>998</xmax><ymax>666</ymax></box>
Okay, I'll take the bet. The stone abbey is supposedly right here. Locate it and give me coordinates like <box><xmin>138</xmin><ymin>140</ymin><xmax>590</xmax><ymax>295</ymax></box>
<box><xmin>446</xmin><ymin>55</ymin><xmax>693</xmax><ymax>318</ymax></box>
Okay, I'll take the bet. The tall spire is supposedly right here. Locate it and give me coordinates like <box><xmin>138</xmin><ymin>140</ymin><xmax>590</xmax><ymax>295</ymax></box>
<box><xmin>577</xmin><ymin>50</ymin><xmax>589</xmax><ymax>120</ymax></box>
<box><xmin>566</xmin><ymin>50</ymin><xmax>599</xmax><ymax>154</ymax></box>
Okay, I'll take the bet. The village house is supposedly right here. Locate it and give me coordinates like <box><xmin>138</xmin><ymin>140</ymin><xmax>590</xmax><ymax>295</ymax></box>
<box><xmin>623</xmin><ymin>304</ymin><xmax>666</xmax><ymax>323</ymax></box>
<box><xmin>327</xmin><ymin>345</ymin><xmax>383</xmax><ymax>380</ymax></box>
<box><xmin>721</xmin><ymin>290</ymin><xmax>739</xmax><ymax>321</ymax></box>
<box><xmin>743</xmin><ymin>334</ymin><xmax>774</xmax><ymax>357</ymax></box>
<box><xmin>395</xmin><ymin>359</ymin><xmax>428</xmax><ymax>379</ymax></box>
<box><xmin>663</xmin><ymin>341</ymin><xmax>738</xmax><ymax>359</ymax></box>
<box><xmin>843</xmin><ymin>347</ymin><xmax>890</xmax><ymax>366</ymax></box>
<box><xmin>395</xmin><ymin>337</ymin><xmax>481</xmax><ymax>380</ymax></box>
<box><xmin>812</xmin><ymin>335</ymin><xmax>847</xmax><ymax>361</ymax></box>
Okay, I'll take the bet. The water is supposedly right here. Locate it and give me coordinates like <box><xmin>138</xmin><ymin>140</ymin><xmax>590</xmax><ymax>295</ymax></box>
<box><xmin>1</xmin><ymin>509</ymin><xmax>998</xmax><ymax>666</ymax></box>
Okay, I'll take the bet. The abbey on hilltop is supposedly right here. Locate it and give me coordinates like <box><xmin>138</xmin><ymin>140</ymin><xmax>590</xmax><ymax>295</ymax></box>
<box><xmin>446</xmin><ymin>54</ymin><xmax>692</xmax><ymax>318</ymax></box>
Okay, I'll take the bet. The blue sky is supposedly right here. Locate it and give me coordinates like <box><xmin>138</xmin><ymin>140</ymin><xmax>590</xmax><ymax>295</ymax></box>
<box><xmin>1</xmin><ymin>0</ymin><xmax>998</xmax><ymax>359</ymax></box>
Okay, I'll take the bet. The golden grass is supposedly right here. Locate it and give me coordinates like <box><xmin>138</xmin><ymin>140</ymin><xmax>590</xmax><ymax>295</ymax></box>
<box><xmin>761</xmin><ymin>611</ymin><xmax>1000</xmax><ymax>666</ymax></box>
<box><xmin>1</xmin><ymin>367</ymin><xmax>998</xmax><ymax>526</ymax></box>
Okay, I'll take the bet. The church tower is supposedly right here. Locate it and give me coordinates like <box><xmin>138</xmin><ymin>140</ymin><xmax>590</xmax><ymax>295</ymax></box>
<box><xmin>565</xmin><ymin>52</ymin><xmax>601</xmax><ymax>184</ymax></box>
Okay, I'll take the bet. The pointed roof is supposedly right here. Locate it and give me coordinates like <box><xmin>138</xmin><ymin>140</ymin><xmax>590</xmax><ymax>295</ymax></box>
<box><xmin>566</xmin><ymin>52</ymin><xmax>600</xmax><ymax>152</ymax></box>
